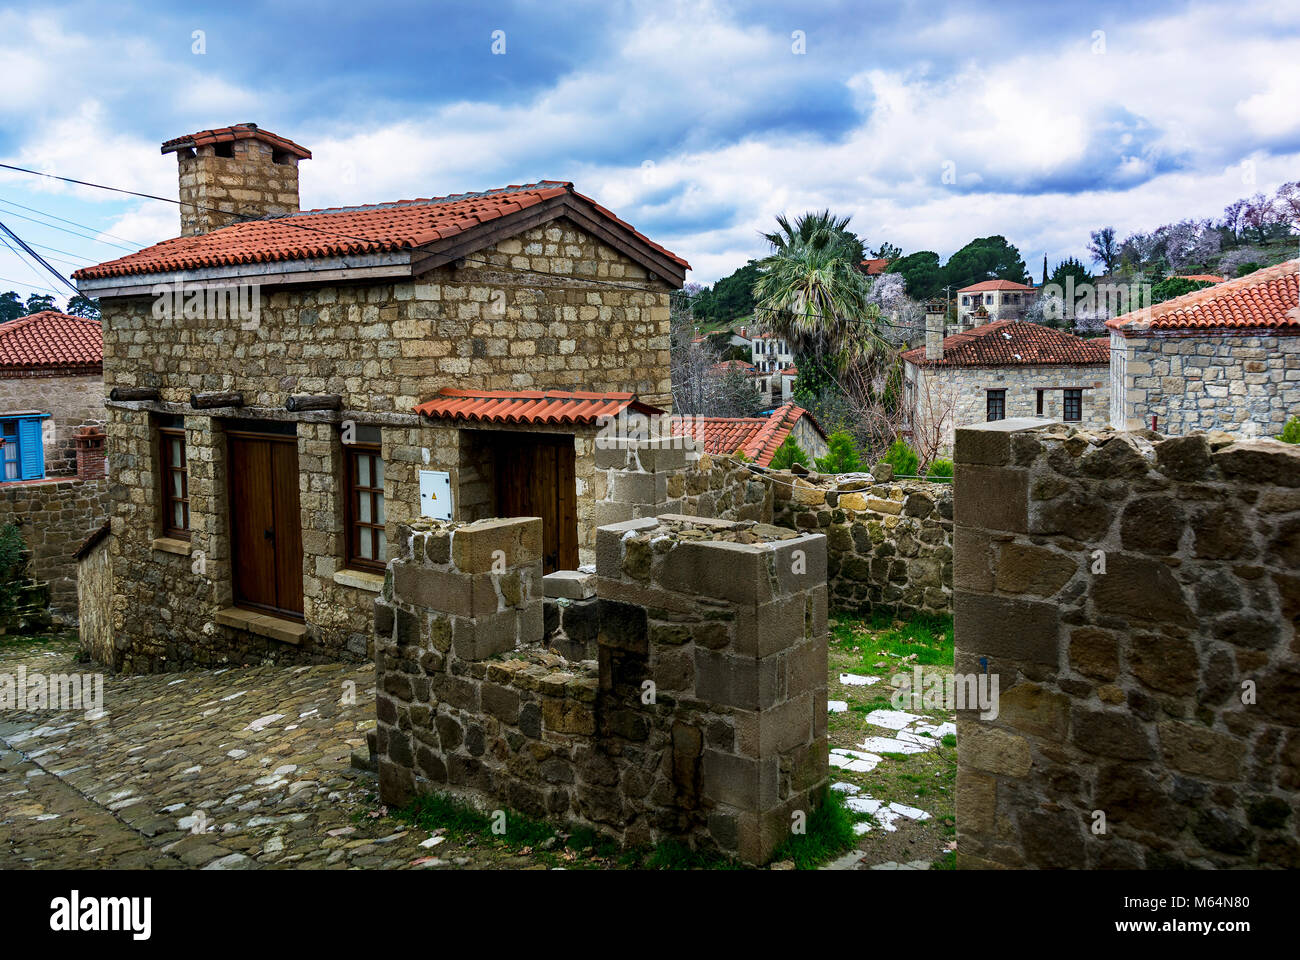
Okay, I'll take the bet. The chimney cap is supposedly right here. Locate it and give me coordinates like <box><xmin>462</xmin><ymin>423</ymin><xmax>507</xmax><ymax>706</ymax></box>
<box><xmin>161</xmin><ymin>123</ymin><xmax>312</xmax><ymax>160</ymax></box>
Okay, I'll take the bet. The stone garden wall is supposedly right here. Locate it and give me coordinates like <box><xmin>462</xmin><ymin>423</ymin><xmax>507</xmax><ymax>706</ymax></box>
<box><xmin>0</xmin><ymin>476</ymin><xmax>110</xmax><ymax>621</ymax></box>
<box><xmin>593</xmin><ymin>438</ymin><xmax>953</xmax><ymax>618</ymax></box>
<box><xmin>374</xmin><ymin>512</ymin><xmax>829</xmax><ymax>864</ymax></box>
<box><xmin>952</xmin><ymin>418</ymin><xmax>1300</xmax><ymax>869</ymax></box>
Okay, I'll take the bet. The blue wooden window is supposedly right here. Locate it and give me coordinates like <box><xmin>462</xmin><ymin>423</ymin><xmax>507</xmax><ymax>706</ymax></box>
<box><xmin>0</xmin><ymin>416</ymin><xmax>46</xmax><ymax>481</ymax></box>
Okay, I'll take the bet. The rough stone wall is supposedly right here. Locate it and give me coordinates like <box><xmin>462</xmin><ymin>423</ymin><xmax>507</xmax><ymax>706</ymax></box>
<box><xmin>177</xmin><ymin>139</ymin><xmax>301</xmax><ymax>236</ymax></box>
<box><xmin>374</xmin><ymin>513</ymin><xmax>830</xmax><ymax>864</ymax></box>
<box><xmin>0</xmin><ymin>372</ymin><xmax>104</xmax><ymax>477</ymax></box>
<box><xmin>77</xmin><ymin>534</ymin><xmax>114</xmax><ymax>666</ymax></box>
<box><xmin>1110</xmin><ymin>329</ymin><xmax>1299</xmax><ymax>437</ymax></box>
<box><xmin>594</xmin><ymin>440</ymin><xmax>953</xmax><ymax>618</ymax></box>
<box><xmin>907</xmin><ymin>360</ymin><xmax>1110</xmax><ymax>452</ymax></box>
<box><xmin>0</xmin><ymin>477</ymin><xmax>109</xmax><ymax>620</ymax></box>
<box><xmin>952</xmin><ymin>418</ymin><xmax>1300</xmax><ymax>869</ymax></box>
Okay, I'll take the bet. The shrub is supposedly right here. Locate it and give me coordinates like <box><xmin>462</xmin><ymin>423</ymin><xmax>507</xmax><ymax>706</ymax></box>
<box><xmin>813</xmin><ymin>430</ymin><xmax>862</xmax><ymax>474</ymax></box>
<box><xmin>1235</xmin><ymin>262</ymin><xmax>1261</xmax><ymax>277</ymax></box>
<box><xmin>925</xmin><ymin>458</ymin><xmax>954</xmax><ymax>479</ymax></box>
<box><xmin>1278</xmin><ymin>416</ymin><xmax>1300</xmax><ymax>444</ymax></box>
<box><xmin>881</xmin><ymin>437</ymin><xmax>919</xmax><ymax>477</ymax></box>
<box><xmin>768</xmin><ymin>436</ymin><xmax>809</xmax><ymax>470</ymax></box>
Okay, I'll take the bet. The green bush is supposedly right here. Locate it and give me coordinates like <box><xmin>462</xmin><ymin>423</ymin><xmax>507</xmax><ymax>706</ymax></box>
<box><xmin>1278</xmin><ymin>416</ymin><xmax>1300</xmax><ymax>444</ymax></box>
<box><xmin>925</xmin><ymin>458</ymin><xmax>954</xmax><ymax>479</ymax></box>
<box><xmin>1236</xmin><ymin>262</ymin><xmax>1261</xmax><ymax>278</ymax></box>
<box><xmin>768</xmin><ymin>436</ymin><xmax>809</xmax><ymax>470</ymax></box>
<box><xmin>881</xmin><ymin>437</ymin><xmax>919</xmax><ymax>477</ymax></box>
<box><xmin>814</xmin><ymin>430</ymin><xmax>862</xmax><ymax>474</ymax></box>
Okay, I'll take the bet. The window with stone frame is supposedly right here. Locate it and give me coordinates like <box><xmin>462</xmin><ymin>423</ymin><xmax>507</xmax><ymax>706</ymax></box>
<box><xmin>986</xmin><ymin>389</ymin><xmax>1006</xmax><ymax>421</ymax></box>
<box><xmin>343</xmin><ymin>424</ymin><xmax>386</xmax><ymax>571</ymax></box>
<box><xmin>157</xmin><ymin>414</ymin><xmax>190</xmax><ymax>539</ymax></box>
<box><xmin>1063</xmin><ymin>388</ymin><xmax>1083</xmax><ymax>422</ymax></box>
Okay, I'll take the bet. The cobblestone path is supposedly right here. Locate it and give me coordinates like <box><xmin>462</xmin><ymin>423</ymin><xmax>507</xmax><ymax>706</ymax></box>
<box><xmin>0</xmin><ymin>635</ymin><xmax>506</xmax><ymax>870</ymax></box>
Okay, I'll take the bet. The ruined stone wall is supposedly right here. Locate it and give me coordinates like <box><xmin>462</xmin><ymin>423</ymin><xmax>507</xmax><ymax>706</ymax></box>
<box><xmin>1110</xmin><ymin>329</ymin><xmax>1299</xmax><ymax>437</ymax></box>
<box><xmin>593</xmin><ymin>440</ymin><xmax>953</xmax><ymax>618</ymax></box>
<box><xmin>374</xmin><ymin>513</ymin><xmax>829</xmax><ymax>864</ymax></box>
<box><xmin>0</xmin><ymin>372</ymin><xmax>103</xmax><ymax>477</ymax></box>
<box><xmin>0</xmin><ymin>477</ymin><xmax>109</xmax><ymax>620</ymax></box>
<box><xmin>952</xmin><ymin>418</ymin><xmax>1300</xmax><ymax>869</ymax></box>
<box><xmin>76</xmin><ymin>532</ymin><xmax>114</xmax><ymax>666</ymax></box>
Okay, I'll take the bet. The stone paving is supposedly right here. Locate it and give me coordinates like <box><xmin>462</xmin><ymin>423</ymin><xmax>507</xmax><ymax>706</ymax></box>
<box><xmin>0</xmin><ymin>635</ymin><xmax>511</xmax><ymax>870</ymax></box>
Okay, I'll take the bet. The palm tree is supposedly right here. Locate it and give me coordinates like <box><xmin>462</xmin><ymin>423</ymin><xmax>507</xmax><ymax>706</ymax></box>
<box><xmin>752</xmin><ymin>211</ymin><xmax>884</xmax><ymax>370</ymax></box>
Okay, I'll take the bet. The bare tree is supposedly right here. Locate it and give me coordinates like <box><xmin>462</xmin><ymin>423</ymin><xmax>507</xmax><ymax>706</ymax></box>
<box><xmin>1088</xmin><ymin>227</ymin><xmax>1119</xmax><ymax>274</ymax></box>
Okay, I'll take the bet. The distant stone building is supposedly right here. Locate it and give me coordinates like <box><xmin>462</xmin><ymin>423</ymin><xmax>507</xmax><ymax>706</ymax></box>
<box><xmin>956</xmin><ymin>279</ymin><xmax>1037</xmax><ymax>325</ymax></box>
<box><xmin>1107</xmin><ymin>259</ymin><xmax>1299</xmax><ymax>435</ymax></box>
<box><xmin>0</xmin><ymin>311</ymin><xmax>103</xmax><ymax>480</ymax></box>
<box><xmin>72</xmin><ymin>122</ymin><xmax>687</xmax><ymax>671</ymax></box>
<box><xmin>901</xmin><ymin>318</ymin><xmax>1110</xmax><ymax>453</ymax></box>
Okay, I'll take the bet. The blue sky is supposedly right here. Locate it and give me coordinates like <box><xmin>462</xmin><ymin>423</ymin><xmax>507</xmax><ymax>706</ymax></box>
<box><xmin>1</xmin><ymin>0</ymin><xmax>1298</xmax><ymax>299</ymax></box>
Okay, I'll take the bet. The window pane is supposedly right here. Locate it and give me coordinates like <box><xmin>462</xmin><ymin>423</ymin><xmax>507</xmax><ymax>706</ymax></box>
<box><xmin>359</xmin><ymin>527</ymin><xmax>373</xmax><ymax>560</ymax></box>
<box><xmin>377</xmin><ymin>529</ymin><xmax>387</xmax><ymax>560</ymax></box>
<box><xmin>358</xmin><ymin>454</ymin><xmax>370</xmax><ymax>488</ymax></box>
<box><xmin>374</xmin><ymin>457</ymin><xmax>384</xmax><ymax>487</ymax></box>
<box><xmin>376</xmin><ymin>493</ymin><xmax>385</xmax><ymax>524</ymax></box>
<box><xmin>172</xmin><ymin>471</ymin><xmax>183</xmax><ymax>498</ymax></box>
<box><xmin>171</xmin><ymin>438</ymin><xmax>183</xmax><ymax>463</ymax></box>
<box><xmin>358</xmin><ymin>491</ymin><xmax>371</xmax><ymax>523</ymax></box>
<box><xmin>173</xmin><ymin>502</ymin><xmax>184</xmax><ymax>528</ymax></box>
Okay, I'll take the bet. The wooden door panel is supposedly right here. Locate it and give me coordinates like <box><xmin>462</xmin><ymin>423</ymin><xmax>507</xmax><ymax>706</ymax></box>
<box><xmin>555</xmin><ymin>442</ymin><xmax>578</xmax><ymax>570</ymax></box>
<box><xmin>270</xmin><ymin>439</ymin><xmax>304</xmax><ymax>616</ymax></box>
<box><xmin>489</xmin><ymin>433</ymin><xmax>577</xmax><ymax>575</ymax></box>
<box><xmin>228</xmin><ymin>436</ymin><xmax>276</xmax><ymax>611</ymax></box>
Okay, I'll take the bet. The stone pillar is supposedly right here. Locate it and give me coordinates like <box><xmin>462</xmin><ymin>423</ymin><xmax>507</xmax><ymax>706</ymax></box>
<box><xmin>925</xmin><ymin>310</ymin><xmax>945</xmax><ymax>360</ymax></box>
<box><xmin>595</xmin><ymin>514</ymin><xmax>829</xmax><ymax>864</ymax></box>
<box><xmin>593</xmin><ymin>437</ymin><xmax>689</xmax><ymax>527</ymax></box>
<box><xmin>374</xmin><ymin>516</ymin><xmax>544</xmax><ymax>806</ymax></box>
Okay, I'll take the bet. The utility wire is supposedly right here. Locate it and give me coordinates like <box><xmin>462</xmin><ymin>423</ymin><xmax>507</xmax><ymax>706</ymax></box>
<box><xmin>0</xmin><ymin>219</ymin><xmax>80</xmax><ymax>294</ymax></box>
<box><xmin>0</xmin><ymin>194</ymin><xmax>147</xmax><ymax>247</ymax></box>
<box><xmin>0</xmin><ymin>203</ymin><xmax>140</xmax><ymax>252</ymax></box>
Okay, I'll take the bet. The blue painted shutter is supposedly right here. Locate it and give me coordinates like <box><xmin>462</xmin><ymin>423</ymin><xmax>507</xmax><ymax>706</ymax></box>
<box><xmin>17</xmin><ymin>418</ymin><xmax>44</xmax><ymax>480</ymax></box>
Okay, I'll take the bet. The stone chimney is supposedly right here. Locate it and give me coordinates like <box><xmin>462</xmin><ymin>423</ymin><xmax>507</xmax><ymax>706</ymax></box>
<box><xmin>925</xmin><ymin>308</ymin><xmax>945</xmax><ymax>361</ymax></box>
<box><xmin>162</xmin><ymin>123</ymin><xmax>311</xmax><ymax>236</ymax></box>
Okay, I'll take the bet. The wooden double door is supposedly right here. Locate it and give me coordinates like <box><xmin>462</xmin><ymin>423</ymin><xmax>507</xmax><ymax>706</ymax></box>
<box><xmin>492</xmin><ymin>433</ymin><xmax>578</xmax><ymax>574</ymax></box>
<box><xmin>227</xmin><ymin>428</ymin><xmax>304</xmax><ymax>619</ymax></box>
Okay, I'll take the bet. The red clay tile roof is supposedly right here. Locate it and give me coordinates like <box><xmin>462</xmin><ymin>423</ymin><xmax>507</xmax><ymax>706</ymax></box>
<box><xmin>901</xmin><ymin>320</ymin><xmax>1109</xmax><ymax>368</ymax></box>
<box><xmin>861</xmin><ymin>258</ymin><xmax>891</xmax><ymax>275</ymax></box>
<box><xmin>672</xmin><ymin>402</ymin><xmax>825</xmax><ymax>467</ymax></box>
<box><xmin>161</xmin><ymin>123</ymin><xmax>312</xmax><ymax>159</ymax></box>
<box><xmin>957</xmin><ymin>279</ymin><xmax>1036</xmax><ymax>293</ymax></box>
<box><xmin>0</xmin><ymin>311</ymin><xmax>103</xmax><ymax>372</ymax></box>
<box><xmin>74</xmin><ymin>181</ymin><xmax>689</xmax><ymax>281</ymax></box>
<box><xmin>711</xmin><ymin>360</ymin><xmax>758</xmax><ymax>374</ymax></box>
<box><xmin>1109</xmin><ymin>260</ymin><xmax>1299</xmax><ymax>333</ymax></box>
<box><xmin>414</xmin><ymin>388</ymin><xmax>664</xmax><ymax>425</ymax></box>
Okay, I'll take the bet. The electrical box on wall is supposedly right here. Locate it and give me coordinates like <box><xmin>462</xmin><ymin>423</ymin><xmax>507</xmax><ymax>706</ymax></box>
<box><xmin>419</xmin><ymin>470</ymin><xmax>453</xmax><ymax>521</ymax></box>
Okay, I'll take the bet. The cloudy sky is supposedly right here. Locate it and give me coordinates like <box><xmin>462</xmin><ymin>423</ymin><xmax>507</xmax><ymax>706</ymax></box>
<box><xmin>1</xmin><ymin>0</ymin><xmax>1298</xmax><ymax>300</ymax></box>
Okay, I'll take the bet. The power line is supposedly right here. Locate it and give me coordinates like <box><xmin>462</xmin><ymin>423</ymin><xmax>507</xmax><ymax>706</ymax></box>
<box><xmin>0</xmin><ymin>219</ymin><xmax>80</xmax><ymax>294</ymax></box>
<box><xmin>0</xmin><ymin>203</ymin><xmax>140</xmax><ymax>252</ymax></box>
<box><xmin>0</xmin><ymin>274</ymin><xmax>65</xmax><ymax>296</ymax></box>
<box><xmin>0</xmin><ymin>195</ymin><xmax>147</xmax><ymax>248</ymax></box>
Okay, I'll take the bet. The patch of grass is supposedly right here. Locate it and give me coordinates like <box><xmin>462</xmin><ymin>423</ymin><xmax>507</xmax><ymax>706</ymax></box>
<box><xmin>931</xmin><ymin>849</ymin><xmax>956</xmax><ymax>870</ymax></box>
<box><xmin>392</xmin><ymin>791</ymin><xmax>558</xmax><ymax>853</ymax></box>
<box><xmin>849</xmin><ymin>697</ymin><xmax>896</xmax><ymax>714</ymax></box>
<box><xmin>770</xmin><ymin>787</ymin><xmax>857</xmax><ymax>870</ymax></box>
<box><xmin>941</xmin><ymin>733</ymin><xmax>956</xmax><ymax>748</ymax></box>
<box><xmin>829</xmin><ymin>612</ymin><xmax>954</xmax><ymax>670</ymax></box>
<box><xmin>642</xmin><ymin>838</ymin><xmax>743</xmax><ymax>871</ymax></box>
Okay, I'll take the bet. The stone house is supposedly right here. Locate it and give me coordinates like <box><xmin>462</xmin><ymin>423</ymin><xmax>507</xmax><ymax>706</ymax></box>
<box><xmin>956</xmin><ymin>279</ymin><xmax>1036</xmax><ymax>325</ymax></box>
<box><xmin>0</xmin><ymin>310</ymin><xmax>104</xmax><ymax>481</ymax></box>
<box><xmin>673</xmin><ymin>401</ymin><xmax>829</xmax><ymax>465</ymax></box>
<box><xmin>1107</xmin><ymin>259</ymin><xmax>1299</xmax><ymax>435</ymax></box>
<box><xmin>72</xmin><ymin>122</ymin><xmax>687</xmax><ymax>671</ymax></box>
<box><xmin>901</xmin><ymin>318</ymin><xmax>1110</xmax><ymax>453</ymax></box>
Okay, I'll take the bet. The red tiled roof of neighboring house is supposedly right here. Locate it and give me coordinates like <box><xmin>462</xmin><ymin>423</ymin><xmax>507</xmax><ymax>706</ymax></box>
<box><xmin>73</xmin><ymin>181</ymin><xmax>689</xmax><ymax>280</ymax></box>
<box><xmin>413</xmin><ymin>388</ymin><xmax>664</xmax><ymax>425</ymax></box>
<box><xmin>861</xmin><ymin>258</ymin><xmax>891</xmax><ymax>275</ymax></box>
<box><xmin>671</xmin><ymin>402</ymin><xmax>826</xmax><ymax>467</ymax></box>
<box><xmin>778</xmin><ymin>366</ymin><xmax>798</xmax><ymax>377</ymax></box>
<box><xmin>1175</xmin><ymin>274</ymin><xmax>1226</xmax><ymax>284</ymax></box>
<box><xmin>1108</xmin><ymin>259</ymin><xmax>1300</xmax><ymax>333</ymax></box>
<box><xmin>711</xmin><ymin>360</ymin><xmax>758</xmax><ymax>375</ymax></box>
<box><xmin>957</xmin><ymin>279</ymin><xmax>1036</xmax><ymax>293</ymax></box>
<box><xmin>901</xmin><ymin>319</ymin><xmax>1110</xmax><ymax>367</ymax></box>
<box><xmin>161</xmin><ymin>123</ymin><xmax>312</xmax><ymax>159</ymax></box>
<box><xmin>0</xmin><ymin>311</ymin><xmax>103</xmax><ymax>372</ymax></box>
